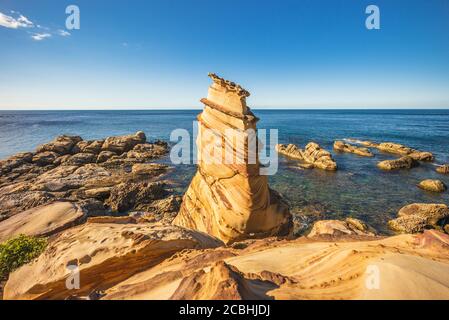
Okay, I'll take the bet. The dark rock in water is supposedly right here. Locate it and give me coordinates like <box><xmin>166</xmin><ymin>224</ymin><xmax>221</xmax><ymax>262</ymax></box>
<box><xmin>36</xmin><ymin>135</ymin><xmax>82</xmax><ymax>155</ymax></box>
<box><xmin>388</xmin><ymin>203</ymin><xmax>449</xmax><ymax>233</ymax></box>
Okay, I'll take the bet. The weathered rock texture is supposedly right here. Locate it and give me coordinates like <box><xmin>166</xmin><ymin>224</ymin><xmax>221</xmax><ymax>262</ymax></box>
<box><xmin>102</xmin><ymin>230</ymin><xmax>449</xmax><ymax>300</ymax></box>
<box><xmin>333</xmin><ymin>141</ymin><xmax>373</xmax><ymax>157</ymax></box>
<box><xmin>276</xmin><ymin>143</ymin><xmax>337</xmax><ymax>171</ymax></box>
<box><xmin>173</xmin><ymin>74</ymin><xmax>292</xmax><ymax>243</ymax></box>
<box><xmin>377</xmin><ymin>156</ymin><xmax>416</xmax><ymax>170</ymax></box>
<box><xmin>388</xmin><ymin>203</ymin><xmax>449</xmax><ymax>233</ymax></box>
<box><xmin>436</xmin><ymin>165</ymin><xmax>449</xmax><ymax>174</ymax></box>
<box><xmin>4</xmin><ymin>223</ymin><xmax>223</xmax><ymax>300</ymax></box>
<box><xmin>417</xmin><ymin>179</ymin><xmax>447</xmax><ymax>193</ymax></box>
<box><xmin>307</xmin><ymin>218</ymin><xmax>376</xmax><ymax>238</ymax></box>
<box><xmin>0</xmin><ymin>202</ymin><xmax>86</xmax><ymax>242</ymax></box>
<box><xmin>0</xmin><ymin>132</ymin><xmax>171</xmax><ymax>221</ymax></box>
<box><xmin>375</xmin><ymin>142</ymin><xmax>434</xmax><ymax>161</ymax></box>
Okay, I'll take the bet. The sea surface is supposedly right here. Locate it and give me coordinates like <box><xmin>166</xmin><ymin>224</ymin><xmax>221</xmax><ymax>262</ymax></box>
<box><xmin>1</xmin><ymin>109</ymin><xmax>448</xmax><ymax>234</ymax></box>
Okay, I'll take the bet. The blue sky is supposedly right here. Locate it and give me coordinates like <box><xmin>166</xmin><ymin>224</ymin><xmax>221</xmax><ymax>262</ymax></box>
<box><xmin>1</xmin><ymin>0</ymin><xmax>449</xmax><ymax>109</ymax></box>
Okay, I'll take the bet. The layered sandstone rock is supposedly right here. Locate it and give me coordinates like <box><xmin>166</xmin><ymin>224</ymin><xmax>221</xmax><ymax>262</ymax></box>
<box><xmin>388</xmin><ymin>203</ymin><xmax>449</xmax><ymax>233</ymax></box>
<box><xmin>173</xmin><ymin>73</ymin><xmax>292</xmax><ymax>243</ymax></box>
<box><xmin>0</xmin><ymin>202</ymin><xmax>86</xmax><ymax>242</ymax></box>
<box><xmin>102</xmin><ymin>230</ymin><xmax>449</xmax><ymax>300</ymax></box>
<box><xmin>333</xmin><ymin>141</ymin><xmax>373</xmax><ymax>157</ymax></box>
<box><xmin>375</xmin><ymin>142</ymin><xmax>434</xmax><ymax>161</ymax></box>
<box><xmin>276</xmin><ymin>142</ymin><xmax>337</xmax><ymax>171</ymax></box>
<box><xmin>307</xmin><ymin>218</ymin><xmax>376</xmax><ymax>238</ymax></box>
<box><xmin>377</xmin><ymin>156</ymin><xmax>416</xmax><ymax>170</ymax></box>
<box><xmin>417</xmin><ymin>179</ymin><xmax>447</xmax><ymax>193</ymax></box>
<box><xmin>4</xmin><ymin>223</ymin><xmax>223</xmax><ymax>300</ymax></box>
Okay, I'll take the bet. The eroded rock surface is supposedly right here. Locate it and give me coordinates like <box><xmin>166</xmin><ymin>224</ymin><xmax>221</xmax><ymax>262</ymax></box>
<box><xmin>388</xmin><ymin>203</ymin><xmax>449</xmax><ymax>233</ymax></box>
<box><xmin>4</xmin><ymin>223</ymin><xmax>223</xmax><ymax>300</ymax></box>
<box><xmin>377</xmin><ymin>156</ymin><xmax>416</xmax><ymax>170</ymax></box>
<box><xmin>307</xmin><ymin>218</ymin><xmax>376</xmax><ymax>238</ymax></box>
<box><xmin>417</xmin><ymin>179</ymin><xmax>447</xmax><ymax>193</ymax></box>
<box><xmin>173</xmin><ymin>74</ymin><xmax>292</xmax><ymax>244</ymax></box>
<box><xmin>276</xmin><ymin>142</ymin><xmax>337</xmax><ymax>171</ymax></box>
<box><xmin>436</xmin><ymin>165</ymin><xmax>449</xmax><ymax>174</ymax></box>
<box><xmin>333</xmin><ymin>141</ymin><xmax>373</xmax><ymax>157</ymax></box>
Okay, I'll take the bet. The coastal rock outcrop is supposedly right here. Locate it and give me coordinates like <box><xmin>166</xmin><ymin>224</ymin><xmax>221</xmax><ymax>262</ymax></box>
<box><xmin>0</xmin><ymin>132</ymin><xmax>170</xmax><ymax>221</ymax></box>
<box><xmin>377</xmin><ymin>156</ymin><xmax>416</xmax><ymax>170</ymax></box>
<box><xmin>436</xmin><ymin>164</ymin><xmax>449</xmax><ymax>174</ymax></box>
<box><xmin>0</xmin><ymin>202</ymin><xmax>86</xmax><ymax>242</ymax></box>
<box><xmin>173</xmin><ymin>73</ymin><xmax>292</xmax><ymax>244</ymax></box>
<box><xmin>276</xmin><ymin>142</ymin><xmax>337</xmax><ymax>171</ymax></box>
<box><xmin>102</xmin><ymin>230</ymin><xmax>449</xmax><ymax>300</ymax></box>
<box><xmin>333</xmin><ymin>141</ymin><xmax>373</xmax><ymax>157</ymax></box>
<box><xmin>4</xmin><ymin>223</ymin><xmax>223</xmax><ymax>300</ymax></box>
<box><xmin>388</xmin><ymin>203</ymin><xmax>449</xmax><ymax>233</ymax></box>
<box><xmin>417</xmin><ymin>179</ymin><xmax>447</xmax><ymax>193</ymax></box>
<box><xmin>376</xmin><ymin>142</ymin><xmax>434</xmax><ymax>161</ymax></box>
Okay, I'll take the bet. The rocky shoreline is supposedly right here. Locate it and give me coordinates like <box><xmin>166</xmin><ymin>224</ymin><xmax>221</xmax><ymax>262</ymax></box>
<box><xmin>1</xmin><ymin>74</ymin><xmax>449</xmax><ymax>300</ymax></box>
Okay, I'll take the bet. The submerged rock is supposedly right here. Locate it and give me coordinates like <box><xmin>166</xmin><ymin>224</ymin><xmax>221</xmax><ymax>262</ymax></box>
<box><xmin>388</xmin><ymin>203</ymin><xmax>449</xmax><ymax>233</ymax></box>
<box><xmin>173</xmin><ymin>73</ymin><xmax>292</xmax><ymax>244</ymax></box>
<box><xmin>377</xmin><ymin>156</ymin><xmax>417</xmax><ymax>170</ymax></box>
<box><xmin>333</xmin><ymin>140</ymin><xmax>373</xmax><ymax>157</ymax></box>
<box><xmin>417</xmin><ymin>179</ymin><xmax>447</xmax><ymax>193</ymax></box>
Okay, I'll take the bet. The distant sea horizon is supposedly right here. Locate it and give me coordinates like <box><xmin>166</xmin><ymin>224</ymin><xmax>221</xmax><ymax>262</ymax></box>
<box><xmin>1</xmin><ymin>109</ymin><xmax>448</xmax><ymax>234</ymax></box>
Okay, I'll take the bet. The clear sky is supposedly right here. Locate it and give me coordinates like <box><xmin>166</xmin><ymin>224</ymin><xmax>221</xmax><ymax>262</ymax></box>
<box><xmin>1</xmin><ymin>0</ymin><xmax>449</xmax><ymax>109</ymax></box>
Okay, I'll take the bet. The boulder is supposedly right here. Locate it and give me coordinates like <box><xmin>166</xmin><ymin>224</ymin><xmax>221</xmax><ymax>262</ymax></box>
<box><xmin>436</xmin><ymin>165</ymin><xmax>449</xmax><ymax>174</ymax></box>
<box><xmin>375</xmin><ymin>142</ymin><xmax>434</xmax><ymax>161</ymax></box>
<box><xmin>388</xmin><ymin>203</ymin><xmax>449</xmax><ymax>233</ymax></box>
<box><xmin>275</xmin><ymin>144</ymin><xmax>303</xmax><ymax>160</ymax></box>
<box><xmin>173</xmin><ymin>74</ymin><xmax>292</xmax><ymax>244</ymax></box>
<box><xmin>276</xmin><ymin>142</ymin><xmax>337</xmax><ymax>171</ymax></box>
<box><xmin>127</xmin><ymin>143</ymin><xmax>168</xmax><ymax>160</ymax></box>
<box><xmin>0</xmin><ymin>152</ymin><xmax>34</xmax><ymax>174</ymax></box>
<box><xmin>75</xmin><ymin>140</ymin><xmax>104</xmax><ymax>154</ymax></box>
<box><xmin>377</xmin><ymin>156</ymin><xmax>416</xmax><ymax>170</ymax></box>
<box><xmin>101</xmin><ymin>131</ymin><xmax>146</xmax><ymax>154</ymax></box>
<box><xmin>417</xmin><ymin>179</ymin><xmax>447</xmax><ymax>193</ymax></box>
<box><xmin>32</xmin><ymin>151</ymin><xmax>58</xmax><ymax>166</ymax></box>
<box><xmin>96</xmin><ymin>151</ymin><xmax>116</xmax><ymax>163</ymax></box>
<box><xmin>36</xmin><ymin>135</ymin><xmax>82</xmax><ymax>155</ymax></box>
<box><xmin>3</xmin><ymin>223</ymin><xmax>223</xmax><ymax>300</ymax></box>
<box><xmin>106</xmin><ymin>181</ymin><xmax>168</xmax><ymax>212</ymax></box>
<box><xmin>307</xmin><ymin>218</ymin><xmax>375</xmax><ymax>238</ymax></box>
<box><xmin>333</xmin><ymin>140</ymin><xmax>373</xmax><ymax>157</ymax></box>
<box><xmin>130</xmin><ymin>195</ymin><xmax>182</xmax><ymax>224</ymax></box>
<box><xmin>0</xmin><ymin>202</ymin><xmax>86</xmax><ymax>242</ymax></box>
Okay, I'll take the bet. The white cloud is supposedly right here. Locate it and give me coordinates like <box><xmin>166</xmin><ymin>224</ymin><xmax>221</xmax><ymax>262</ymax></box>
<box><xmin>0</xmin><ymin>11</ymin><xmax>33</xmax><ymax>29</ymax></box>
<box><xmin>57</xmin><ymin>29</ymin><xmax>71</xmax><ymax>36</ymax></box>
<box><xmin>31</xmin><ymin>33</ymin><xmax>51</xmax><ymax>41</ymax></box>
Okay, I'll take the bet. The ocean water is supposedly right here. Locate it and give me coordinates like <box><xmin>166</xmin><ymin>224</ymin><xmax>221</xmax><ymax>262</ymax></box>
<box><xmin>1</xmin><ymin>109</ymin><xmax>448</xmax><ymax>234</ymax></box>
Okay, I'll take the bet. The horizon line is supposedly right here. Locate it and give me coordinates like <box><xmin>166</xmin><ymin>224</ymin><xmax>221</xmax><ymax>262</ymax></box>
<box><xmin>1</xmin><ymin>107</ymin><xmax>449</xmax><ymax>111</ymax></box>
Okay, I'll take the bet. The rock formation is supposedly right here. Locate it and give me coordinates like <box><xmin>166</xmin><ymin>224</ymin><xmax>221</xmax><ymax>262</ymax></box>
<box><xmin>377</xmin><ymin>156</ymin><xmax>417</xmax><ymax>170</ymax></box>
<box><xmin>0</xmin><ymin>202</ymin><xmax>86</xmax><ymax>242</ymax></box>
<box><xmin>101</xmin><ymin>229</ymin><xmax>449</xmax><ymax>300</ymax></box>
<box><xmin>375</xmin><ymin>142</ymin><xmax>434</xmax><ymax>161</ymax></box>
<box><xmin>436</xmin><ymin>164</ymin><xmax>449</xmax><ymax>174</ymax></box>
<box><xmin>333</xmin><ymin>140</ymin><xmax>373</xmax><ymax>157</ymax></box>
<box><xmin>172</xmin><ymin>73</ymin><xmax>292</xmax><ymax>244</ymax></box>
<box><xmin>417</xmin><ymin>179</ymin><xmax>447</xmax><ymax>193</ymax></box>
<box><xmin>0</xmin><ymin>132</ymin><xmax>171</xmax><ymax>222</ymax></box>
<box><xmin>307</xmin><ymin>218</ymin><xmax>376</xmax><ymax>238</ymax></box>
<box><xmin>4</xmin><ymin>222</ymin><xmax>223</xmax><ymax>300</ymax></box>
<box><xmin>388</xmin><ymin>203</ymin><xmax>449</xmax><ymax>233</ymax></box>
<box><xmin>276</xmin><ymin>142</ymin><xmax>337</xmax><ymax>171</ymax></box>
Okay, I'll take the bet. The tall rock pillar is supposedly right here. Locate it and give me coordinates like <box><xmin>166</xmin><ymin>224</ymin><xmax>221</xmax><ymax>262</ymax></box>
<box><xmin>173</xmin><ymin>73</ymin><xmax>292</xmax><ymax>243</ymax></box>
